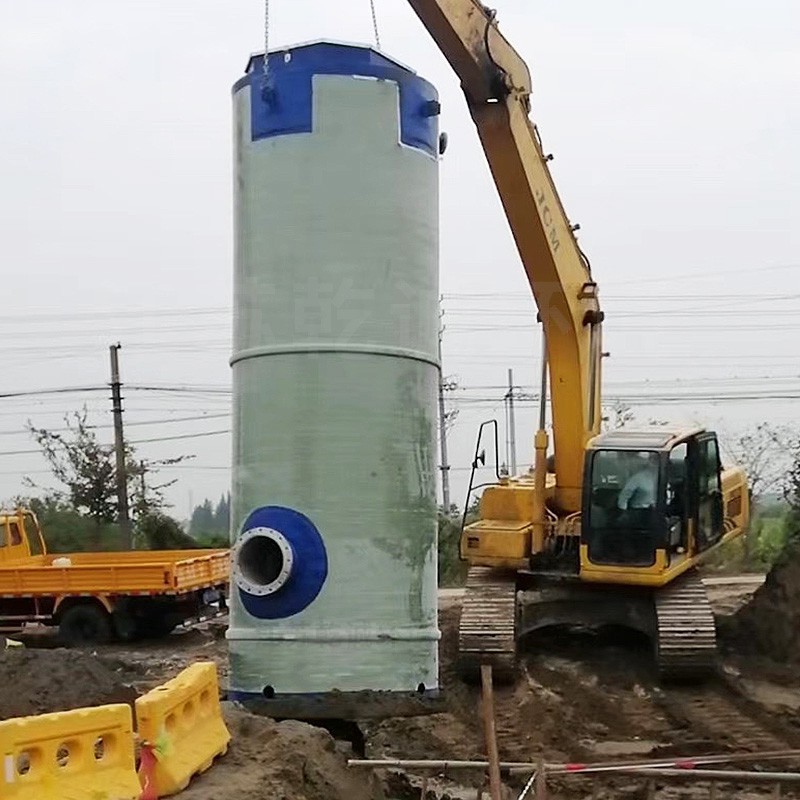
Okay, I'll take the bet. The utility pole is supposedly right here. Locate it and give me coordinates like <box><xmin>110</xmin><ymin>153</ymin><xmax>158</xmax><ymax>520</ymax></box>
<box><xmin>437</xmin><ymin>327</ymin><xmax>452</xmax><ymax>513</ymax></box>
<box><xmin>506</xmin><ymin>368</ymin><xmax>517</xmax><ymax>475</ymax></box>
<box><xmin>109</xmin><ymin>343</ymin><xmax>132</xmax><ymax>549</ymax></box>
<box><xmin>138</xmin><ymin>459</ymin><xmax>147</xmax><ymax>515</ymax></box>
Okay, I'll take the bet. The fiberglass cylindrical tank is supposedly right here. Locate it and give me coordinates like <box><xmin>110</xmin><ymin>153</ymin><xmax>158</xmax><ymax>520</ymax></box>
<box><xmin>228</xmin><ymin>41</ymin><xmax>441</xmax><ymax>709</ymax></box>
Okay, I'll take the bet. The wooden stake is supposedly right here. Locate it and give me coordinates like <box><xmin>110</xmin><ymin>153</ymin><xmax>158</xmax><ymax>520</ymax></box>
<box><xmin>480</xmin><ymin>664</ymin><xmax>503</xmax><ymax>800</ymax></box>
<box><xmin>534</xmin><ymin>759</ymin><xmax>548</xmax><ymax>800</ymax></box>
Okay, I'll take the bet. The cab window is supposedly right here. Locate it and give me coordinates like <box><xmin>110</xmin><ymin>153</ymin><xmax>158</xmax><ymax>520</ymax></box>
<box><xmin>590</xmin><ymin>450</ymin><xmax>659</xmax><ymax>514</ymax></box>
<box><xmin>8</xmin><ymin>522</ymin><xmax>21</xmax><ymax>546</ymax></box>
<box><xmin>666</xmin><ymin>443</ymin><xmax>688</xmax><ymax>555</ymax></box>
<box><xmin>585</xmin><ymin>449</ymin><xmax>662</xmax><ymax>567</ymax></box>
<box><xmin>27</xmin><ymin>523</ymin><xmax>43</xmax><ymax>555</ymax></box>
<box><xmin>695</xmin><ymin>436</ymin><xmax>723</xmax><ymax>549</ymax></box>
<box><xmin>699</xmin><ymin>438</ymin><xmax>721</xmax><ymax>496</ymax></box>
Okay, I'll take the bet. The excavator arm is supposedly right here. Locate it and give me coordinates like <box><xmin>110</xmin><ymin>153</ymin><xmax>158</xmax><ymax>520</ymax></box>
<box><xmin>407</xmin><ymin>0</ymin><xmax>603</xmax><ymax>512</ymax></box>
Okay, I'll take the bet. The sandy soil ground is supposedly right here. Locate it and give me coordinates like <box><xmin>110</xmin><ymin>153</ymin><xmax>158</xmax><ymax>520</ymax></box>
<box><xmin>2</xmin><ymin>573</ymin><xmax>798</xmax><ymax>799</ymax></box>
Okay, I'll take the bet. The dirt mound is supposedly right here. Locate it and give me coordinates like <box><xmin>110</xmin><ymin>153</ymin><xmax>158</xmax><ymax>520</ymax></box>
<box><xmin>0</xmin><ymin>648</ymin><xmax>137</xmax><ymax>719</ymax></box>
<box><xmin>178</xmin><ymin>705</ymin><xmax>382</xmax><ymax>800</ymax></box>
<box><xmin>730</xmin><ymin>534</ymin><xmax>800</xmax><ymax>661</ymax></box>
<box><xmin>366</xmin><ymin>607</ymin><xmax>671</xmax><ymax>773</ymax></box>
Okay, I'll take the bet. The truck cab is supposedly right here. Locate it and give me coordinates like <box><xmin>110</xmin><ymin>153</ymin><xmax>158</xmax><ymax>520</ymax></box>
<box><xmin>0</xmin><ymin>509</ymin><xmax>45</xmax><ymax>563</ymax></box>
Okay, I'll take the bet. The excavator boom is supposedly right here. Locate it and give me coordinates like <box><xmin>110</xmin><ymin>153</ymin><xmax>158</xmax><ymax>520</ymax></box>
<box><xmin>407</xmin><ymin>0</ymin><xmax>601</xmax><ymax>511</ymax></box>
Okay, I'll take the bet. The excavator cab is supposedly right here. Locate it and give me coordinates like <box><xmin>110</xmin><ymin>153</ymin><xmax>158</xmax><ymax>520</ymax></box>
<box><xmin>581</xmin><ymin>429</ymin><xmax>727</xmax><ymax>577</ymax></box>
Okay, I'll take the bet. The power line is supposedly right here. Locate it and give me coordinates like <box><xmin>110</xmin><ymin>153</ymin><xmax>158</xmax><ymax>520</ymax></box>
<box><xmin>442</xmin><ymin>307</ymin><xmax>800</xmax><ymax>318</ymax></box>
<box><xmin>131</xmin><ymin>429</ymin><xmax>230</xmax><ymax>444</ymax></box>
<box><xmin>0</xmin><ymin>384</ymin><xmax>233</xmax><ymax>402</ymax></box>
<box><xmin>0</xmin><ymin>414</ymin><xmax>231</xmax><ymax>437</ymax></box>
<box><xmin>0</xmin><ymin>386</ymin><xmax>106</xmax><ymax>400</ymax></box>
<box><xmin>442</xmin><ymin>353</ymin><xmax>800</xmax><ymax>363</ymax></box>
<box><xmin>160</xmin><ymin>464</ymin><xmax>230</xmax><ymax>471</ymax></box>
<box><xmin>0</xmin><ymin>324</ymin><xmax>230</xmax><ymax>341</ymax></box>
<box><xmin>128</xmin><ymin>385</ymin><xmax>232</xmax><ymax>395</ymax></box>
<box><xmin>442</xmin><ymin>290</ymin><xmax>800</xmax><ymax>302</ymax></box>
<box><xmin>446</xmin><ymin>323</ymin><xmax>800</xmax><ymax>332</ymax></box>
<box><xmin>0</xmin><ymin>307</ymin><xmax>230</xmax><ymax>325</ymax></box>
<box><xmin>0</xmin><ymin>342</ymin><xmax>231</xmax><ymax>356</ymax></box>
<box><xmin>115</xmin><ymin>413</ymin><xmax>229</xmax><ymax>428</ymax></box>
<box><xmin>449</xmin><ymin>393</ymin><xmax>800</xmax><ymax>406</ymax></box>
<box><xmin>0</xmin><ymin>270</ymin><xmax>794</xmax><ymax>326</ymax></box>
<box><xmin>448</xmin><ymin>375</ymin><xmax>800</xmax><ymax>392</ymax></box>
<box><xmin>0</xmin><ymin>428</ymin><xmax>231</xmax><ymax>457</ymax></box>
<box><xmin>606</xmin><ymin>262</ymin><xmax>800</xmax><ymax>286</ymax></box>
<box><xmin>442</xmin><ymin>264</ymin><xmax>799</xmax><ymax>294</ymax></box>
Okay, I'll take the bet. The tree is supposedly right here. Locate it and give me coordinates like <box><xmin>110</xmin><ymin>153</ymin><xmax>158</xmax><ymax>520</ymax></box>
<box><xmin>721</xmin><ymin>423</ymin><xmax>792</xmax><ymax>506</ymax></box>
<box><xmin>437</xmin><ymin>501</ymin><xmax>480</xmax><ymax>587</ymax></box>
<box><xmin>138</xmin><ymin>512</ymin><xmax>201</xmax><ymax>550</ymax></box>
<box><xmin>602</xmin><ymin>400</ymin><xmax>634</xmax><ymax>431</ymax></box>
<box><xmin>15</xmin><ymin>495</ymin><xmax>123</xmax><ymax>553</ymax></box>
<box><xmin>128</xmin><ymin>456</ymin><xmax>188</xmax><ymax>529</ymax></box>
<box><xmin>187</xmin><ymin>494</ymin><xmax>231</xmax><ymax>544</ymax></box>
<box><xmin>190</xmin><ymin>499</ymin><xmax>216</xmax><ymax>537</ymax></box>
<box><xmin>783</xmin><ymin>434</ymin><xmax>800</xmax><ymax>531</ymax></box>
<box><xmin>213</xmin><ymin>493</ymin><xmax>230</xmax><ymax>534</ymax></box>
<box><xmin>26</xmin><ymin>408</ymin><xmax>190</xmax><ymax>549</ymax></box>
<box><xmin>26</xmin><ymin>410</ymin><xmax>117</xmax><ymax>531</ymax></box>
<box><xmin>601</xmin><ymin>400</ymin><xmax>668</xmax><ymax>432</ymax></box>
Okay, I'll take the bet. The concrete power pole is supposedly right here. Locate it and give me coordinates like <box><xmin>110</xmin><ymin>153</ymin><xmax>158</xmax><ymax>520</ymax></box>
<box><xmin>109</xmin><ymin>343</ymin><xmax>133</xmax><ymax>549</ymax></box>
<box><xmin>506</xmin><ymin>368</ymin><xmax>517</xmax><ymax>476</ymax></box>
<box><xmin>437</xmin><ymin>328</ymin><xmax>452</xmax><ymax>513</ymax></box>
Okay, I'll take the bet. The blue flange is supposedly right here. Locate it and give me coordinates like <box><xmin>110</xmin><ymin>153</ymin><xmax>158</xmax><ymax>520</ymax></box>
<box><xmin>235</xmin><ymin>505</ymin><xmax>328</xmax><ymax>619</ymax></box>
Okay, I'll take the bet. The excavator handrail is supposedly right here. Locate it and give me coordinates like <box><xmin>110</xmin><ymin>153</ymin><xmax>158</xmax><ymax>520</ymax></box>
<box><xmin>459</xmin><ymin>419</ymin><xmax>503</xmax><ymax>534</ymax></box>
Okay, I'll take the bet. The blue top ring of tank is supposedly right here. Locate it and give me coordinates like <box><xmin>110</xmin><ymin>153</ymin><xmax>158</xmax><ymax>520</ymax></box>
<box><xmin>232</xmin><ymin>40</ymin><xmax>440</xmax><ymax>158</ymax></box>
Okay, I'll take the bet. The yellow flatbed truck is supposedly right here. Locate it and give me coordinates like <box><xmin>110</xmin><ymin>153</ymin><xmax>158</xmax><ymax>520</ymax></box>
<box><xmin>0</xmin><ymin>509</ymin><xmax>228</xmax><ymax>644</ymax></box>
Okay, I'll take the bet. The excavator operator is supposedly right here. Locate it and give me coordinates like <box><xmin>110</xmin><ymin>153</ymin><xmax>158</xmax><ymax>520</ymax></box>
<box><xmin>617</xmin><ymin>453</ymin><xmax>659</xmax><ymax>512</ymax></box>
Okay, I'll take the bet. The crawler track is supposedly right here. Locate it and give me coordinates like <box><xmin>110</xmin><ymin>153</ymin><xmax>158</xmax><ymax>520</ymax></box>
<box><xmin>658</xmin><ymin>682</ymin><xmax>798</xmax><ymax>753</ymax></box>
<box><xmin>655</xmin><ymin>570</ymin><xmax>717</xmax><ymax>680</ymax></box>
<box><xmin>457</xmin><ymin>567</ymin><xmax>517</xmax><ymax>683</ymax></box>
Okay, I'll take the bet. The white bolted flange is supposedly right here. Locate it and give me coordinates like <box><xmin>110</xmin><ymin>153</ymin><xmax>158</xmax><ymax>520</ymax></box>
<box><xmin>232</xmin><ymin>526</ymin><xmax>294</xmax><ymax>597</ymax></box>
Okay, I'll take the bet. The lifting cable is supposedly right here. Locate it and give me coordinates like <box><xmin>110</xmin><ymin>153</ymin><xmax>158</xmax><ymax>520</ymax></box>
<box><xmin>263</xmin><ymin>0</ymin><xmax>381</xmax><ymax>72</ymax></box>
<box><xmin>369</xmin><ymin>0</ymin><xmax>382</xmax><ymax>50</ymax></box>
<box><xmin>262</xmin><ymin>0</ymin><xmax>271</xmax><ymax>81</ymax></box>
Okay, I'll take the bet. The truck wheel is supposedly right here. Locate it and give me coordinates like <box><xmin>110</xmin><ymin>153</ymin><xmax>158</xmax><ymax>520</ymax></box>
<box><xmin>59</xmin><ymin>604</ymin><xmax>112</xmax><ymax>646</ymax></box>
<box><xmin>113</xmin><ymin>610</ymin><xmax>141</xmax><ymax>643</ymax></box>
<box><xmin>139</xmin><ymin>614</ymin><xmax>179</xmax><ymax>639</ymax></box>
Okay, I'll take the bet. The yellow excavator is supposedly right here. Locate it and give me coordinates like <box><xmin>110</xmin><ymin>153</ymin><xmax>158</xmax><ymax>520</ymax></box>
<box><xmin>406</xmin><ymin>0</ymin><xmax>750</xmax><ymax>680</ymax></box>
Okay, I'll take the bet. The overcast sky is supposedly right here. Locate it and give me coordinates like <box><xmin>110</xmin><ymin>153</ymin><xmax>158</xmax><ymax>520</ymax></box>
<box><xmin>0</xmin><ymin>1</ymin><xmax>798</xmax><ymax>519</ymax></box>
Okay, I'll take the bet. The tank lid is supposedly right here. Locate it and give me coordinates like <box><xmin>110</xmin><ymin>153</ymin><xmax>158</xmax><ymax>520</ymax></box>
<box><xmin>234</xmin><ymin>39</ymin><xmax>440</xmax><ymax>158</ymax></box>
<box><xmin>243</xmin><ymin>39</ymin><xmax>418</xmax><ymax>77</ymax></box>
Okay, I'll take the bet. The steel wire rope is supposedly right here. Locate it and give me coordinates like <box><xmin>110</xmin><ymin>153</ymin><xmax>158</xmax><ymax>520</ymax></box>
<box><xmin>369</xmin><ymin>0</ymin><xmax>381</xmax><ymax>49</ymax></box>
